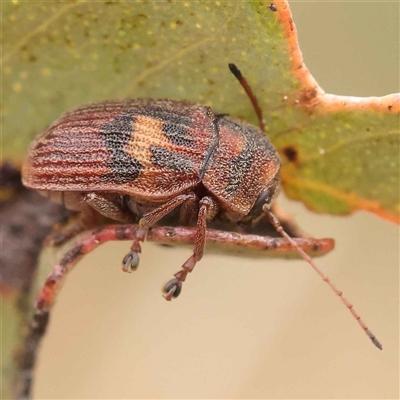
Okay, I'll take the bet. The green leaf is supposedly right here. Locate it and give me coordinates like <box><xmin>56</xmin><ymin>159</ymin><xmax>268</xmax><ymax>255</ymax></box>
<box><xmin>274</xmin><ymin>95</ymin><xmax>400</xmax><ymax>223</ymax></box>
<box><xmin>2</xmin><ymin>0</ymin><xmax>399</xmax><ymax>221</ymax></box>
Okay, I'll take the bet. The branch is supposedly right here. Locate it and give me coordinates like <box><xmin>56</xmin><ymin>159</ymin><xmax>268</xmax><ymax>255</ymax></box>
<box><xmin>13</xmin><ymin>223</ymin><xmax>333</xmax><ymax>399</ymax></box>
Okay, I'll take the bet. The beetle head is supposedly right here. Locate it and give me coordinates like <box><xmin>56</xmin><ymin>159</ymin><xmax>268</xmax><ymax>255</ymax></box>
<box><xmin>247</xmin><ymin>169</ymin><xmax>280</xmax><ymax>217</ymax></box>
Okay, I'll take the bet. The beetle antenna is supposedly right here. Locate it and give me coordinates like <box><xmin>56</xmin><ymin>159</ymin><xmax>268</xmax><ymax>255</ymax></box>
<box><xmin>228</xmin><ymin>63</ymin><xmax>265</xmax><ymax>133</ymax></box>
<box><xmin>264</xmin><ymin>208</ymin><xmax>382</xmax><ymax>350</ymax></box>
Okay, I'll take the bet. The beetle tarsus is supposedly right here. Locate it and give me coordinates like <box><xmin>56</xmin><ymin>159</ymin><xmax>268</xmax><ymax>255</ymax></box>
<box><xmin>122</xmin><ymin>250</ymin><xmax>140</xmax><ymax>272</ymax></box>
<box><xmin>163</xmin><ymin>255</ymin><xmax>197</xmax><ymax>300</ymax></box>
<box><xmin>163</xmin><ymin>288</ymin><xmax>175</xmax><ymax>301</ymax></box>
<box><xmin>163</xmin><ymin>278</ymin><xmax>182</xmax><ymax>300</ymax></box>
<box><xmin>122</xmin><ymin>229</ymin><xmax>146</xmax><ymax>272</ymax></box>
<box><xmin>182</xmin><ymin>254</ymin><xmax>197</xmax><ymax>272</ymax></box>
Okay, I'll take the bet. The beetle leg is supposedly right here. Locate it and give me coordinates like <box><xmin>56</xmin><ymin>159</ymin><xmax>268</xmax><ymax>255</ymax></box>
<box><xmin>163</xmin><ymin>196</ymin><xmax>219</xmax><ymax>300</ymax></box>
<box><xmin>49</xmin><ymin>203</ymin><xmax>100</xmax><ymax>246</ymax></box>
<box><xmin>179</xmin><ymin>193</ymin><xmax>199</xmax><ymax>225</ymax></box>
<box><xmin>139</xmin><ymin>193</ymin><xmax>197</xmax><ymax>229</ymax></box>
<box><xmin>51</xmin><ymin>193</ymin><xmax>132</xmax><ymax>246</ymax></box>
<box><xmin>82</xmin><ymin>192</ymin><xmax>132</xmax><ymax>222</ymax></box>
<box><xmin>122</xmin><ymin>193</ymin><xmax>197</xmax><ymax>273</ymax></box>
<box><xmin>122</xmin><ymin>228</ymin><xmax>146</xmax><ymax>272</ymax></box>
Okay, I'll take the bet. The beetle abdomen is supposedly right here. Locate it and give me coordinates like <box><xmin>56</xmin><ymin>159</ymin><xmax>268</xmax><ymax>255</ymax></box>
<box><xmin>22</xmin><ymin>99</ymin><xmax>217</xmax><ymax>199</ymax></box>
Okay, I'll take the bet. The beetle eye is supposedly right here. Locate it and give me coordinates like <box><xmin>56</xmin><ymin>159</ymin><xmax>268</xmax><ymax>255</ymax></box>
<box><xmin>250</xmin><ymin>189</ymin><xmax>272</xmax><ymax>216</ymax></box>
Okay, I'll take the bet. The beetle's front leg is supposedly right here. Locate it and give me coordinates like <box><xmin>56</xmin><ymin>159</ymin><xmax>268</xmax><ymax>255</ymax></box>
<box><xmin>163</xmin><ymin>196</ymin><xmax>219</xmax><ymax>300</ymax></box>
<box><xmin>122</xmin><ymin>193</ymin><xmax>197</xmax><ymax>273</ymax></box>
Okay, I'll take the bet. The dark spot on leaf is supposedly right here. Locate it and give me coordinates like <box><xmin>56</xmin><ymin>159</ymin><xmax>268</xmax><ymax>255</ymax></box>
<box><xmin>299</xmin><ymin>86</ymin><xmax>318</xmax><ymax>105</ymax></box>
<box><xmin>176</xmin><ymin>20</ymin><xmax>183</xmax><ymax>25</ymax></box>
<box><xmin>388</xmin><ymin>105</ymin><xmax>393</xmax><ymax>111</ymax></box>
<box><xmin>312</xmin><ymin>243</ymin><xmax>320</xmax><ymax>252</ymax></box>
<box><xmin>268</xmin><ymin>4</ymin><xmax>277</xmax><ymax>12</ymax></box>
<box><xmin>64</xmin><ymin>36</ymin><xmax>73</xmax><ymax>46</ymax></box>
<box><xmin>283</xmin><ymin>146</ymin><xmax>298</xmax><ymax>163</ymax></box>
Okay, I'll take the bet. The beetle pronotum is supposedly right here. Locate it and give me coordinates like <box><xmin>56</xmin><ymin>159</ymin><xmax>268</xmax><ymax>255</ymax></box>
<box><xmin>21</xmin><ymin>64</ymin><xmax>381</xmax><ymax>351</ymax></box>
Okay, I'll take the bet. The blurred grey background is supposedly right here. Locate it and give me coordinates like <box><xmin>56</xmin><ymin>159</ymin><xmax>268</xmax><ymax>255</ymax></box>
<box><xmin>34</xmin><ymin>2</ymin><xmax>399</xmax><ymax>399</ymax></box>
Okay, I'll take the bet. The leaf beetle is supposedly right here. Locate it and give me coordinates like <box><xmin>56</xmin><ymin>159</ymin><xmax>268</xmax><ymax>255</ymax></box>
<box><xmin>22</xmin><ymin>64</ymin><xmax>381</xmax><ymax>349</ymax></box>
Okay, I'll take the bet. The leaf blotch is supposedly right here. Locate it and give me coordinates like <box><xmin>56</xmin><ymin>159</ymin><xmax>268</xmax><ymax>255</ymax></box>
<box><xmin>268</xmin><ymin>4</ymin><xmax>277</xmax><ymax>12</ymax></box>
<box><xmin>283</xmin><ymin>146</ymin><xmax>298</xmax><ymax>163</ymax></box>
<box><xmin>299</xmin><ymin>86</ymin><xmax>318</xmax><ymax>106</ymax></box>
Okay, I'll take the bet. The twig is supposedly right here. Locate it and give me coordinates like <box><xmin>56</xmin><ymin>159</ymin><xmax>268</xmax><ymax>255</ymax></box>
<box><xmin>14</xmin><ymin>224</ymin><xmax>333</xmax><ymax>399</ymax></box>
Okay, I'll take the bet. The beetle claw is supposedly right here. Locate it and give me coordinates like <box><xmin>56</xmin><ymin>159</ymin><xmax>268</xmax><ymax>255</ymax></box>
<box><xmin>163</xmin><ymin>278</ymin><xmax>182</xmax><ymax>300</ymax></box>
<box><xmin>163</xmin><ymin>255</ymin><xmax>197</xmax><ymax>300</ymax></box>
<box><xmin>163</xmin><ymin>287</ymin><xmax>175</xmax><ymax>301</ymax></box>
<box><xmin>122</xmin><ymin>233</ymin><xmax>144</xmax><ymax>273</ymax></box>
<box><xmin>122</xmin><ymin>250</ymin><xmax>140</xmax><ymax>272</ymax></box>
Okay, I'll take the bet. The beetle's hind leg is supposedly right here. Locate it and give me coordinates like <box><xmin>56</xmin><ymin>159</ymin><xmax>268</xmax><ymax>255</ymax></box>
<box><xmin>51</xmin><ymin>192</ymin><xmax>133</xmax><ymax>246</ymax></box>
<box><xmin>163</xmin><ymin>196</ymin><xmax>218</xmax><ymax>300</ymax></box>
